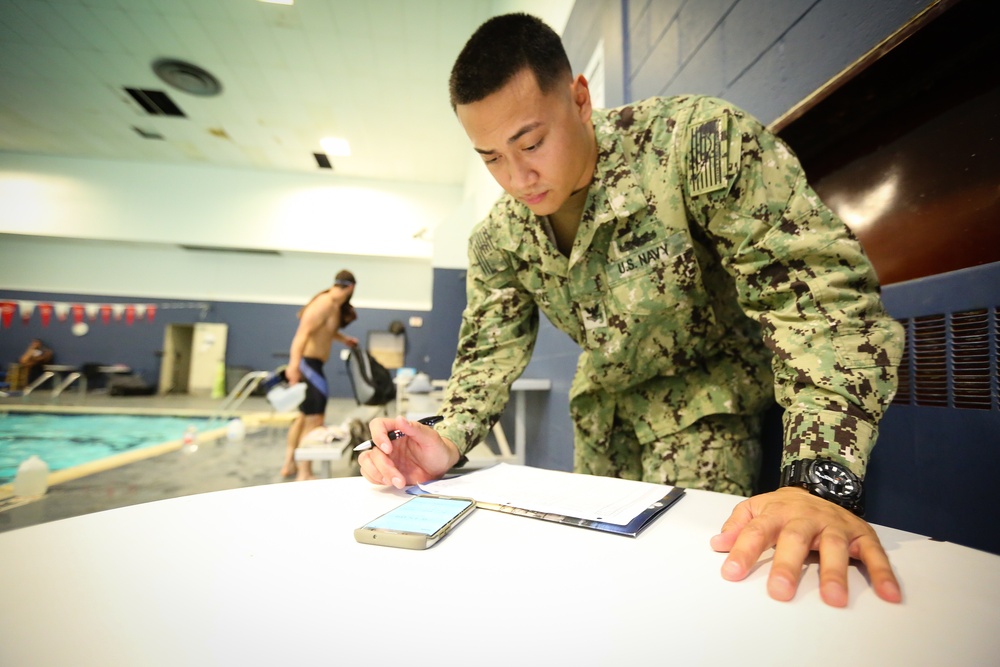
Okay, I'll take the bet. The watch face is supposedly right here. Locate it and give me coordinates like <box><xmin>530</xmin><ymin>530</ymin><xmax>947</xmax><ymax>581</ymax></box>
<box><xmin>807</xmin><ymin>460</ymin><xmax>862</xmax><ymax>501</ymax></box>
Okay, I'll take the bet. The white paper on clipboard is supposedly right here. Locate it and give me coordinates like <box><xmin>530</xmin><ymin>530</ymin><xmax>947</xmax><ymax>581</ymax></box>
<box><xmin>417</xmin><ymin>463</ymin><xmax>675</xmax><ymax>526</ymax></box>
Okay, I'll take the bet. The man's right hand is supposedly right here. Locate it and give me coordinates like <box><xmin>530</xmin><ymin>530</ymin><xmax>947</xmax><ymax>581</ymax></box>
<box><xmin>285</xmin><ymin>366</ymin><xmax>301</xmax><ymax>385</ymax></box>
<box><xmin>359</xmin><ymin>417</ymin><xmax>461</xmax><ymax>488</ymax></box>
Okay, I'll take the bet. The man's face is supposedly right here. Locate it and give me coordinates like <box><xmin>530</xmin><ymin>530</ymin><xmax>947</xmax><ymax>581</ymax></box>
<box><xmin>455</xmin><ymin>68</ymin><xmax>595</xmax><ymax>218</ymax></box>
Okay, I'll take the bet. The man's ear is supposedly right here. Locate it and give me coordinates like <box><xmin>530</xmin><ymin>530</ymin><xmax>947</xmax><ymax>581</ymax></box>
<box><xmin>570</xmin><ymin>74</ymin><xmax>592</xmax><ymax>120</ymax></box>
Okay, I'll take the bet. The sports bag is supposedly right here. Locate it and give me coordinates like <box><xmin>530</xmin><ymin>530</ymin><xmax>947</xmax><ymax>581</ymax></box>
<box><xmin>345</xmin><ymin>347</ymin><xmax>396</xmax><ymax>406</ymax></box>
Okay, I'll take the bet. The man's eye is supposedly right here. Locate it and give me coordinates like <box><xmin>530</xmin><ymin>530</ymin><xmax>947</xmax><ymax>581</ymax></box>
<box><xmin>524</xmin><ymin>139</ymin><xmax>543</xmax><ymax>152</ymax></box>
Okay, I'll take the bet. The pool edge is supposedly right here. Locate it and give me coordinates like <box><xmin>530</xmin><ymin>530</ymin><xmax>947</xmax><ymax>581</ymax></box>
<box><xmin>0</xmin><ymin>411</ymin><xmax>295</xmax><ymax>511</ymax></box>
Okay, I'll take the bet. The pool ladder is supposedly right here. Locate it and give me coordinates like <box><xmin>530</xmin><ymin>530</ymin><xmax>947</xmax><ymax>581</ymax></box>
<box><xmin>212</xmin><ymin>370</ymin><xmax>270</xmax><ymax>422</ymax></box>
<box><xmin>22</xmin><ymin>369</ymin><xmax>87</xmax><ymax>399</ymax></box>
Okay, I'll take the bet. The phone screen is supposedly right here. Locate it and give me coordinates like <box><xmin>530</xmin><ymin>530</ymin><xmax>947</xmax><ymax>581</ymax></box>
<box><xmin>364</xmin><ymin>496</ymin><xmax>474</xmax><ymax>536</ymax></box>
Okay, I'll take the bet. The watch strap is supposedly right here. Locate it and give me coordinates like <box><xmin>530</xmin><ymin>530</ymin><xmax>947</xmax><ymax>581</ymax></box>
<box><xmin>780</xmin><ymin>458</ymin><xmax>865</xmax><ymax>517</ymax></box>
<box><xmin>780</xmin><ymin>459</ymin><xmax>807</xmax><ymax>488</ymax></box>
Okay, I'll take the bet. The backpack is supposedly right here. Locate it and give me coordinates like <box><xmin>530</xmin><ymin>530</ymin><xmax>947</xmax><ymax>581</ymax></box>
<box><xmin>345</xmin><ymin>347</ymin><xmax>397</xmax><ymax>406</ymax></box>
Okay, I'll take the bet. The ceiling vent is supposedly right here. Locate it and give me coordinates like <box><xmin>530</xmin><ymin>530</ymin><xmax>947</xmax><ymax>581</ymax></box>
<box><xmin>152</xmin><ymin>58</ymin><xmax>222</xmax><ymax>97</ymax></box>
<box><xmin>313</xmin><ymin>152</ymin><xmax>333</xmax><ymax>169</ymax></box>
<box><xmin>124</xmin><ymin>88</ymin><xmax>186</xmax><ymax>117</ymax></box>
<box><xmin>132</xmin><ymin>126</ymin><xmax>164</xmax><ymax>140</ymax></box>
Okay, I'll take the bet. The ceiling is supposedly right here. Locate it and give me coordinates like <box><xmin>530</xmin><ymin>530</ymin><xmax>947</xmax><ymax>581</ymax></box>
<box><xmin>0</xmin><ymin>0</ymin><xmax>572</xmax><ymax>188</ymax></box>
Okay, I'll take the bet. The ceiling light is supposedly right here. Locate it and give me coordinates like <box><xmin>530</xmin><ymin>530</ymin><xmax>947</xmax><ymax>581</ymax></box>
<box><xmin>259</xmin><ymin>0</ymin><xmax>294</xmax><ymax>5</ymax></box>
<box><xmin>320</xmin><ymin>137</ymin><xmax>351</xmax><ymax>157</ymax></box>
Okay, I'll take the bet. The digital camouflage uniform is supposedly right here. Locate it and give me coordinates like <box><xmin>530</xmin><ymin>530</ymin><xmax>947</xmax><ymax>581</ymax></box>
<box><xmin>437</xmin><ymin>95</ymin><xmax>903</xmax><ymax>494</ymax></box>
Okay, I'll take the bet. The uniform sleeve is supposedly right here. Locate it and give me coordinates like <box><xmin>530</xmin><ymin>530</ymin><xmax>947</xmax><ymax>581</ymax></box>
<box><xmin>436</xmin><ymin>219</ymin><xmax>540</xmax><ymax>456</ymax></box>
<box><xmin>684</xmin><ymin>98</ymin><xmax>904</xmax><ymax>477</ymax></box>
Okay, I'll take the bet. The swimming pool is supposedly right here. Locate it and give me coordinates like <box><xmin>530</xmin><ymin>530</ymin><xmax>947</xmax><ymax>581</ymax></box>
<box><xmin>0</xmin><ymin>413</ymin><xmax>213</xmax><ymax>485</ymax></box>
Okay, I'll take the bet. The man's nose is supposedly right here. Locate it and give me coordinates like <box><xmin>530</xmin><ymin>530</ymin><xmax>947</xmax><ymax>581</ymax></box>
<box><xmin>507</xmin><ymin>156</ymin><xmax>537</xmax><ymax>190</ymax></box>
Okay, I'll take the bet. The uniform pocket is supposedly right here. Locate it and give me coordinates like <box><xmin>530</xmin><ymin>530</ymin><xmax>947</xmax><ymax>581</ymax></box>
<box><xmin>581</xmin><ymin>237</ymin><xmax>719</xmax><ymax>386</ymax></box>
<box><xmin>833</xmin><ymin>321</ymin><xmax>904</xmax><ymax>369</ymax></box>
<box><xmin>607</xmin><ymin>232</ymin><xmax>707</xmax><ymax>318</ymax></box>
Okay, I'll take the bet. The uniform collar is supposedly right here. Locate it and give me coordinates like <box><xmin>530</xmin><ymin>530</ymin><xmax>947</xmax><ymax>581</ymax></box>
<box><xmin>494</xmin><ymin>107</ymin><xmax>650</xmax><ymax>263</ymax></box>
<box><xmin>572</xmin><ymin>110</ymin><xmax>650</xmax><ymax>263</ymax></box>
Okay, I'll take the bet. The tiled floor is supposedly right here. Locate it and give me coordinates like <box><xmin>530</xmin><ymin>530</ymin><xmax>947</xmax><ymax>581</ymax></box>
<box><xmin>0</xmin><ymin>393</ymin><xmax>374</xmax><ymax>534</ymax></box>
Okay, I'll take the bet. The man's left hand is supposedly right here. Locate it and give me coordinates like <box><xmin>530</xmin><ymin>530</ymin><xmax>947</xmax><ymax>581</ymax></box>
<box><xmin>710</xmin><ymin>487</ymin><xmax>902</xmax><ymax>607</ymax></box>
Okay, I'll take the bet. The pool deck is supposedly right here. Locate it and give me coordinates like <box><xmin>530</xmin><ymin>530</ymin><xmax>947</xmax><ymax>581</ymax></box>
<box><xmin>0</xmin><ymin>392</ymin><xmax>378</xmax><ymax>534</ymax></box>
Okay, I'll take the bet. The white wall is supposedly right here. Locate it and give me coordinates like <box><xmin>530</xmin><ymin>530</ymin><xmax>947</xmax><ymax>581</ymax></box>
<box><xmin>0</xmin><ymin>152</ymin><xmax>460</xmax><ymax>308</ymax></box>
<box><xmin>432</xmin><ymin>153</ymin><xmax>504</xmax><ymax>269</ymax></box>
<box><xmin>0</xmin><ymin>234</ymin><xmax>433</xmax><ymax>310</ymax></box>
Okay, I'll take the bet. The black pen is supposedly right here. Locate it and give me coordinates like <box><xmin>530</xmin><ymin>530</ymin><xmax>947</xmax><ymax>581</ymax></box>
<box><xmin>353</xmin><ymin>415</ymin><xmax>443</xmax><ymax>452</ymax></box>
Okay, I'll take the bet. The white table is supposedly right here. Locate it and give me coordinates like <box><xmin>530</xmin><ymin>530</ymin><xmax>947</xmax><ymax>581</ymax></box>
<box><xmin>97</xmin><ymin>364</ymin><xmax>132</xmax><ymax>383</ymax></box>
<box><xmin>0</xmin><ymin>475</ymin><xmax>997</xmax><ymax>666</ymax></box>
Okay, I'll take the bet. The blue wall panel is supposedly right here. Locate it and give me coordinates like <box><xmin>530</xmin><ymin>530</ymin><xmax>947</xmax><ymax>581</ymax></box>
<box><xmin>868</xmin><ymin>261</ymin><xmax>1000</xmax><ymax>554</ymax></box>
<box><xmin>868</xmin><ymin>405</ymin><xmax>998</xmax><ymax>554</ymax></box>
<box><xmin>430</xmin><ymin>269</ymin><xmax>580</xmax><ymax>471</ymax></box>
<box><xmin>625</xmin><ymin>0</ymin><xmax>932</xmax><ymax>124</ymax></box>
<box><xmin>1</xmin><ymin>288</ymin><xmax>440</xmax><ymax>401</ymax></box>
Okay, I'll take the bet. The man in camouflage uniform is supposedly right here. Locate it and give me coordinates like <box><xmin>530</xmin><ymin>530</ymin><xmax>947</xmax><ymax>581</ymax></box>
<box><xmin>360</xmin><ymin>13</ymin><xmax>903</xmax><ymax>608</ymax></box>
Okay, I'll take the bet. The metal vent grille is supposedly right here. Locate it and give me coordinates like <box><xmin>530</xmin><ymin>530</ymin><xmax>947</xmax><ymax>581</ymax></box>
<box><xmin>894</xmin><ymin>318</ymin><xmax>911</xmax><ymax>405</ymax></box>
<box><xmin>132</xmin><ymin>126</ymin><xmax>164</xmax><ymax>140</ymax></box>
<box><xmin>952</xmin><ymin>309</ymin><xmax>992</xmax><ymax>409</ymax></box>
<box><xmin>313</xmin><ymin>152</ymin><xmax>333</xmax><ymax>169</ymax></box>
<box><xmin>913</xmin><ymin>314</ymin><xmax>948</xmax><ymax>407</ymax></box>
<box><xmin>893</xmin><ymin>308</ymin><xmax>998</xmax><ymax>410</ymax></box>
<box><xmin>124</xmin><ymin>88</ymin><xmax>186</xmax><ymax>117</ymax></box>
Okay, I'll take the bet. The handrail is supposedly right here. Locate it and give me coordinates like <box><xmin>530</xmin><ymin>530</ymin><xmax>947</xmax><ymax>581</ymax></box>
<box><xmin>21</xmin><ymin>371</ymin><xmax>55</xmax><ymax>397</ymax></box>
<box><xmin>52</xmin><ymin>372</ymin><xmax>86</xmax><ymax>398</ymax></box>
<box><xmin>212</xmin><ymin>370</ymin><xmax>270</xmax><ymax>422</ymax></box>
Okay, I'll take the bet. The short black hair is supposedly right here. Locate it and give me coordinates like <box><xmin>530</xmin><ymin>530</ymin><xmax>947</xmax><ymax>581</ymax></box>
<box><xmin>449</xmin><ymin>13</ymin><xmax>572</xmax><ymax>108</ymax></box>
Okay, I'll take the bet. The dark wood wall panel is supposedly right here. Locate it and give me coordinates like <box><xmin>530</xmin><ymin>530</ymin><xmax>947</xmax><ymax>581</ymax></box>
<box><xmin>776</xmin><ymin>0</ymin><xmax>1000</xmax><ymax>285</ymax></box>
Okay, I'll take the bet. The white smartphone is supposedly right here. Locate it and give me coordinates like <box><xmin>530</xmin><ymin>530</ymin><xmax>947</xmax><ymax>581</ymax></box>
<box><xmin>354</xmin><ymin>495</ymin><xmax>477</xmax><ymax>550</ymax></box>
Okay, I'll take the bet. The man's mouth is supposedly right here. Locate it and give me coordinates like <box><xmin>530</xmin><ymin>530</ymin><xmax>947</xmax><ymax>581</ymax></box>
<box><xmin>521</xmin><ymin>191</ymin><xmax>547</xmax><ymax>206</ymax></box>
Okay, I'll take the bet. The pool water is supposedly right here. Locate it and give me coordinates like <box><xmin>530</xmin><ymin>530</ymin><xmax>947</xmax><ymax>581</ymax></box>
<box><xmin>0</xmin><ymin>413</ymin><xmax>211</xmax><ymax>484</ymax></box>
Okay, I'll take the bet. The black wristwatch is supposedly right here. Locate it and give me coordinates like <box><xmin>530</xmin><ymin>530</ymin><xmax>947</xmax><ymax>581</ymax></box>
<box><xmin>780</xmin><ymin>458</ymin><xmax>865</xmax><ymax>517</ymax></box>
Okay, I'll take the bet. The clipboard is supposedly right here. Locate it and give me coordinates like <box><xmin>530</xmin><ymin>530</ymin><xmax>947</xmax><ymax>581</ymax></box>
<box><xmin>407</xmin><ymin>463</ymin><xmax>686</xmax><ymax>537</ymax></box>
<box><xmin>464</xmin><ymin>487</ymin><xmax>686</xmax><ymax>537</ymax></box>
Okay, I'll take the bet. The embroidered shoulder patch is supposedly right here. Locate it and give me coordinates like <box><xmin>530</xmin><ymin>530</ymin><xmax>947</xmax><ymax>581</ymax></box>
<box><xmin>689</xmin><ymin>117</ymin><xmax>730</xmax><ymax>196</ymax></box>
<box><xmin>470</xmin><ymin>228</ymin><xmax>504</xmax><ymax>277</ymax></box>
